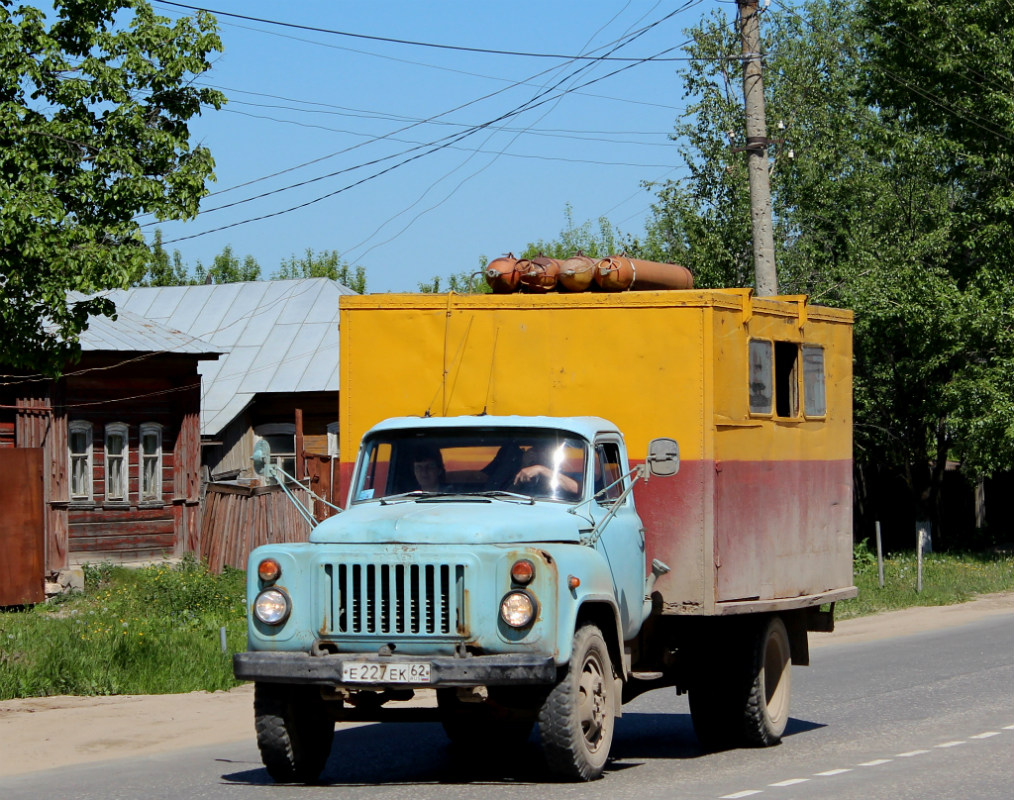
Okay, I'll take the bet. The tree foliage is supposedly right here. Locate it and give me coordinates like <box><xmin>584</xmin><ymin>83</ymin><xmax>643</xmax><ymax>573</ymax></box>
<box><xmin>634</xmin><ymin>0</ymin><xmax>1013</xmax><ymax>537</ymax></box>
<box><xmin>274</xmin><ymin>248</ymin><xmax>366</xmax><ymax>294</ymax></box>
<box><xmin>0</xmin><ymin>0</ymin><xmax>225</xmax><ymax>375</ymax></box>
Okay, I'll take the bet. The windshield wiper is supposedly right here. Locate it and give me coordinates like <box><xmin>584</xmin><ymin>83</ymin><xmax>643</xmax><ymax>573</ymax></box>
<box><xmin>473</xmin><ymin>490</ymin><xmax>535</xmax><ymax>504</ymax></box>
<box><xmin>379</xmin><ymin>490</ymin><xmax>450</xmax><ymax>505</ymax></box>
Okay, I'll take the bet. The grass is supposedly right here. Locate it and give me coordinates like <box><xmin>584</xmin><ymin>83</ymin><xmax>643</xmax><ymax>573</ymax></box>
<box><xmin>0</xmin><ymin>554</ymin><xmax>246</xmax><ymax>700</ymax></box>
<box><xmin>838</xmin><ymin>541</ymin><xmax>1014</xmax><ymax>619</ymax></box>
<box><xmin>0</xmin><ymin>549</ymin><xmax>1010</xmax><ymax>700</ymax></box>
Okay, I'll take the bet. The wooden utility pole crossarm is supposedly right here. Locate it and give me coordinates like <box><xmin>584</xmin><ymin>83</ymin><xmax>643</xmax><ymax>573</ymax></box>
<box><xmin>737</xmin><ymin>0</ymin><xmax>779</xmax><ymax>297</ymax></box>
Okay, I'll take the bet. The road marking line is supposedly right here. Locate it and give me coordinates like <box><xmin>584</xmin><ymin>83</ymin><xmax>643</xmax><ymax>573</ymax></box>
<box><xmin>815</xmin><ymin>768</ymin><xmax>852</xmax><ymax>776</ymax></box>
<box><xmin>970</xmin><ymin>732</ymin><xmax>1000</xmax><ymax>739</ymax></box>
<box><xmin>769</xmin><ymin>778</ymin><xmax>809</xmax><ymax>787</ymax></box>
<box><xmin>896</xmin><ymin>750</ymin><xmax>930</xmax><ymax>757</ymax></box>
<box><xmin>1004</xmin><ymin>724</ymin><xmax>1014</xmax><ymax>730</ymax></box>
<box><xmin>935</xmin><ymin>741</ymin><xmax>966</xmax><ymax>748</ymax></box>
<box><xmin>721</xmin><ymin>791</ymin><xmax>763</xmax><ymax>798</ymax></box>
<box><xmin>859</xmin><ymin>759</ymin><xmax>892</xmax><ymax>766</ymax></box>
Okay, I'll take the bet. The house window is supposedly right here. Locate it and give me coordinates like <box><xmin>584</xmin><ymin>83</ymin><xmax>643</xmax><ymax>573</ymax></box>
<box><xmin>105</xmin><ymin>423</ymin><xmax>129</xmax><ymax>502</ymax></box>
<box><xmin>803</xmin><ymin>345</ymin><xmax>827</xmax><ymax>417</ymax></box>
<box><xmin>748</xmin><ymin>339</ymin><xmax>773</xmax><ymax>414</ymax></box>
<box><xmin>140</xmin><ymin>423</ymin><xmax>163</xmax><ymax>501</ymax></box>
<box><xmin>254</xmin><ymin>423</ymin><xmax>296</xmax><ymax>479</ymax></box>
<box><xmin>69</xmin><ymin>421</ymin><xmax>93</xmax><ymax>500</ymax></box>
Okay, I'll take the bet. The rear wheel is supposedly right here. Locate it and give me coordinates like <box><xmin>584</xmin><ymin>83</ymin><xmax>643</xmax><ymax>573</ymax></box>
<box><xmin>688</xmin><ymin>615</ymin><xmax>792</xmax><ymax>751</ymax></box>
<box><xmin>744</xmin><ymin>615</ymin><xmax>791</xmax><ymax>745</ymax></box>
<box><xmin>254</xmin><ymin>683</ymin><xmax>334</xmax><ymax>783</ymax></box>
<box><xmin>538</xmin><ymin>625</ymin><xmax>617</xmax><ymax>781</ymax></box>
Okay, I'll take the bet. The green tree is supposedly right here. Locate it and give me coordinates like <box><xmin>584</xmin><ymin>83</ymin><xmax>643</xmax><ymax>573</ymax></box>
<box><xmin>639</xmin><ymin>0</ymin><xmax>1014</xmax><ymax>539</ymax></box>
<box><xmin>274</xmin><ymin>248</ymin><xmax>366</xmax><ymax>293</ymax></box>
<box><xmin>0</xmin><ymin>0</ymin><xmax>225</xmax><ymax>375</ymax></box>
<box><xmin>417</xmin><ymin>269</ymin><xmax>488</xmax><ymax>294</ymax></box>
<box><xmin>135</xmin><ymin>229</ymin><xmax>191</xmax><ymax>287</ymax></box>
<box><xmin>193</xmin><ymin>245</ymin><xmax>261</xmax><ymax>285</ymax></box>
<box><xmin>519</xmin><ymin>204</ymin><xmax>621</xmax><ymax>261</ymax></box>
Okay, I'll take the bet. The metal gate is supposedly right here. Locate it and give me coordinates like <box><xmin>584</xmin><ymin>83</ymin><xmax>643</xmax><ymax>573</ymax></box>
<box><xmin>0</xmin><ymin>448</ymin><xmax>45</xmax><ymax>605</ymax></box>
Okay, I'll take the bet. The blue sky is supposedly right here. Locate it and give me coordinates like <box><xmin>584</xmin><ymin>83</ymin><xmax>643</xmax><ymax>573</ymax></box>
<box><xmin>146</xmin><ymin>1</ymin><xmax>733</xmax><ymax>292</ymax></box>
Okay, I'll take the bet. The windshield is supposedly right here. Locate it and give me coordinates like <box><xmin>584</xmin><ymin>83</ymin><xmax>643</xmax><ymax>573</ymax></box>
<box><xmin>351</xmin><ymin>428</ymin><xmax>587</xmax><ymax>503</ymax></box>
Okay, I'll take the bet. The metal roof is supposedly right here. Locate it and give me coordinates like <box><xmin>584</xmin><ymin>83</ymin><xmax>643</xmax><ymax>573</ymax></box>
<box><xmin>105</xmin><ymin>279</ymin><xmax>355</xmax><ymax>436</ymax></box>
<box><xmin>75</xmin><ymin>300</ymin><xmax>223</xmax><ymax>357</ymax></box>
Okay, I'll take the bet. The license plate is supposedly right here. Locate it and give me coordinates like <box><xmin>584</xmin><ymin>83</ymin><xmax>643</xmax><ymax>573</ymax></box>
<box><xmin>341</xmin><ymin>661</ymin><xmax>431</xmax><ymax>684</ymax></box>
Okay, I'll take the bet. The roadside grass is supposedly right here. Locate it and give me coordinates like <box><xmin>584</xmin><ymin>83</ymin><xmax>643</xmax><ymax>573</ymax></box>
<box><xmin>0</xmin><ymin>555</ymin><xmax>246</xmax><ymax>700</ymax></box>
<box><xmin>0</xmin><ymin>549</ymin><xmax>1010</xmax><ymax>699</ymax></box>
<box><xmin>839</xmin><ymin>542</ymin><xmax>1014</xmax><ymax>619</ymax></box>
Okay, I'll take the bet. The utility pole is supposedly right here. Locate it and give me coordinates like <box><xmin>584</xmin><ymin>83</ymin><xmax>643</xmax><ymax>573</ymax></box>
<box><xmin>737</xmin><ymin>0</ymin><xmax>778</xmax><ymax>296</ymax></box>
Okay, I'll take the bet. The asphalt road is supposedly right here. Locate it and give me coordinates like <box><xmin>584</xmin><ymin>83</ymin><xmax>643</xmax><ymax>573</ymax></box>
<box><xmin>2</xmin><ymin>614</ymin><xmax>1010</xmax><ymax>800</ymax></box>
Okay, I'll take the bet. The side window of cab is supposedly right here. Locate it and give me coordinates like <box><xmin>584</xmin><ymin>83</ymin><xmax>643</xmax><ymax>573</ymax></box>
<box><xmin>594</xmin><ymin>441</ymin><xmax>624</xmax><ymax>502</ymax></box>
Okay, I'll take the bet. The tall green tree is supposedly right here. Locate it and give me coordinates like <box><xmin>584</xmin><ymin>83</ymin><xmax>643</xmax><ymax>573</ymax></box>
<box><xmin>639</xmin><ymin>0</ymin><xmax>1014</xmax><ymax>539</ymax></box>
<box><xmin>274</xmin><ymin>248</ymin><xmax>366</xmax><ymax>293</ymax></box>
<box><xmin>136</xmin><ymin>230</ymin><xmax>190</xmax><ymax>287</ymax></box>
<box><xmin>193</xmin><ymin>245</ymin><xmax>261</xmax><ymax>285</ymax></box>
<box><xmin>0</xmin><ymin>0</ymin><xmax>225</xmax><ymax>375</ymax></box>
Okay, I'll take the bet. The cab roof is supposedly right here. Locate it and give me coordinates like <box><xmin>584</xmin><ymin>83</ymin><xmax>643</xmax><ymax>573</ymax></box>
<box><xmin>365</xmin><ymin>415</ymin><xmax>621</xmax><ymax>443</ymax></box>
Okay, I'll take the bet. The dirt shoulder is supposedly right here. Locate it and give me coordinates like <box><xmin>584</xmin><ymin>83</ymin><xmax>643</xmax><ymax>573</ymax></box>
<box><xmin>1</xmin><ymin>592</ymin><xmax>1010</xmax><ymax>778</ymax></box>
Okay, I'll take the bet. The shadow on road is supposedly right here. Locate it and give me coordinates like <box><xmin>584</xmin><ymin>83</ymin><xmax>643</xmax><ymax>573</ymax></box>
<box><xmin>221</xmin><ymin>713</ymin><xmax>825</xmax><ymax>786</ymax></box>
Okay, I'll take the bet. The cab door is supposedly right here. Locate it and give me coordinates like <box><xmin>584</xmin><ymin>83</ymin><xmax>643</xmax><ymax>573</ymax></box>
<box><xmin>587</xmin><ymin>436</ymin><xmax>645</xmax><ymax>640</ymax></box>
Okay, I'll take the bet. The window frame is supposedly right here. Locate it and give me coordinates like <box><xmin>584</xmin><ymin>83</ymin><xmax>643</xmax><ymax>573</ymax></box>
<box><xmin>139</xmin><ymin>422</ymin><xmax>164</xmax><ymax>503</ymax></box>
<box><xmin>748</xmin><ymin>338</ymin><xmax>774</xmax><ymax>416</ymax></box>
<box><xmin>802</xmin><ymin>344</ymin><xmax>827</xmax><ymax>418</ymax></box>
<box><xmin>68</xmin><ymin>420</ymin><xmax>94</xmax><ymax>501</ymax></box>
<box><xmin>104</xmin><ymin>422</ymin><xmax>129</xmax><ymax>503</ymax></box>
<box><xmin>593</xmin><ymin>439</ymin><xmax>627</xmax><ymax>505</ymax></box>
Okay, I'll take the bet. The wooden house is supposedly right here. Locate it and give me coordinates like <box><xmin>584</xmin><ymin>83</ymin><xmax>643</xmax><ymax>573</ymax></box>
<box><xmin>0</xmin><ymin>308</ymin><xmax>222</xmax><ymax>603</ymax></box>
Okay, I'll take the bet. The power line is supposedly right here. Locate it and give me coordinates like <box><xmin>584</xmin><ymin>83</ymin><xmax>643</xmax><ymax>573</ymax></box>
<box><xmin>155</xmin><ymin>0</ymin><xmax>701</xmax><ymax>62</ymax></box>
<box><xmin>159</xmin><ymin>9</ymin><xmax>698</xmax><ymax>243</ymax></box>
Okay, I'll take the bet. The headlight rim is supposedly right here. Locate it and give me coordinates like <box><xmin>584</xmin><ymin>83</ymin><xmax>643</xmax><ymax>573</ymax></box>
<box><xmin>253</xmin><ymin>587</ymin><xmax>291</xmax><ymax>626</ymax></box>
<box><xmin>500</xmin><ymin>589</ymin><xmax>538</xmax><ymax>629</ymax></box>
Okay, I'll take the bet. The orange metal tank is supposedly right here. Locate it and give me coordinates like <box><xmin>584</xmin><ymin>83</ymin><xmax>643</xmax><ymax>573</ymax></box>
<box><xmin>518</xmin><ymin>256</ymin><xmax>560</xmax><ymax>293</ymax></box>
<box><xmin>485</xmin><ymin>254</ymin><xmax>521</xmax><ymax>293</ymax></box>
<box><xmin>594</xmin><ymin>256</ymin><xmax>694</xmax><ymax>291</ymax></box>
<box><xmin>558</xmin><ymin>253</ymin><xmax>596</xmax><ymax>292</ymax></box>
<box><xmin>594</xmin><ymin>255</ymin><xmax>635</xmax><ymax>291</ymax></box>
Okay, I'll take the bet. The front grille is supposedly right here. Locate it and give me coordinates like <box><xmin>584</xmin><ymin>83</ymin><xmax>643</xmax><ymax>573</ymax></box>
<box><xmin>323</xmin><ymin>561</ymin><xmax>467</xmax><ymax>636</ymax></box>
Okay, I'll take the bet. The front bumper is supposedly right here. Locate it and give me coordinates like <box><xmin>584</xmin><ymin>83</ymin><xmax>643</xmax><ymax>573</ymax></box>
<box><xmin>234</xmin><ymin>651</ymin><xmax>557</xmax><ymax>687</ymax></box>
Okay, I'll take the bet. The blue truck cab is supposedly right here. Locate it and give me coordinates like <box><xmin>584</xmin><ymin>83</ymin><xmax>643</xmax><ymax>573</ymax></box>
<box><xmin>234</xmin><ymin>414</ymin><xmax>678</xmax><ymax>782</ymax></box>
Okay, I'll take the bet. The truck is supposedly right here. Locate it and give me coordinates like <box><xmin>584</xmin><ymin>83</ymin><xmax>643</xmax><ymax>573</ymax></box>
<box><xmin>233</xmin><ymin>288</ymin><xmax>857</xmax><ymax>782</ymax></box>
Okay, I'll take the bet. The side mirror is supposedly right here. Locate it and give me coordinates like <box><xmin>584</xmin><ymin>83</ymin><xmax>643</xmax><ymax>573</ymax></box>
<box><xmin>252</xmin><ymin>439</ymin><xmax>273</xmax><ymax>478</ymax></box>
<box><xmin>646</xmin><ymin>438</ymin><xmax>680</xmax><ymax>477</ymax></box>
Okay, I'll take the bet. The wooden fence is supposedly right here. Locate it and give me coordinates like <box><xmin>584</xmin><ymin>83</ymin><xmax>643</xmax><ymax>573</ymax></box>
<box><xmin>199</xmin><ymin>452</ymin><xmax>340</xmax><ymax>573</ymax></box>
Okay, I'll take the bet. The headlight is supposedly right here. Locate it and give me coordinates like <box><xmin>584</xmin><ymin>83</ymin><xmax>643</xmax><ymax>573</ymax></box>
<box><xmin>254</xmin><ymin>588</ymin><xmax>291</xmax><ymax>625</ymax></box>
<box><xmin>500</xmin><ymin>590</ymin><xmax>537</xmax><ymax>628</ymax></box>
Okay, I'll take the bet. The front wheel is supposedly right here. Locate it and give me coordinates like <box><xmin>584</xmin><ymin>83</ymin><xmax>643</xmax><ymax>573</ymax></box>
<box><xmin>538</xmin><ymin>624</ymin><xmax>617</xmax><ymax>781</ymax></box>
<box><xmin>254</xmin><ymin>683</ymin><xmax>334</xmax><ymax>783</ymax></box>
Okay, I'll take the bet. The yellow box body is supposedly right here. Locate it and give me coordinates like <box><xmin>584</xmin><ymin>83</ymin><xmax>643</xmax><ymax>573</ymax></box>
<box><xmin>339</xmin><ymin>290</ymin><xmax>855</xmax><ymax>615</ymax></box>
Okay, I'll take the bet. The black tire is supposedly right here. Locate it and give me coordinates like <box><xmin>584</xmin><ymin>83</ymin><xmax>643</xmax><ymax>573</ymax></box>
<box><xmin>437</xmin><ymin>688</ymin><xmax>537</xmax><ymax>748</ymax></box>
<box><xmin>688</xmin><ymin>615</ymin><xmax>792</xmax><ymax>751</ymax></box>
<box><xmin>254</xmin><ymin>683</ymin><xmax>334</xmax><ymax>783</ymax></box>
<box><xmin>538</xmin><ymin>625</ymin><xmax>617</xmax><ymax>781</ymax></box>
<box><xmin>743</xmin><ymin>615</ymin><xmax>791</xmax><ymax>746</ymax></box>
